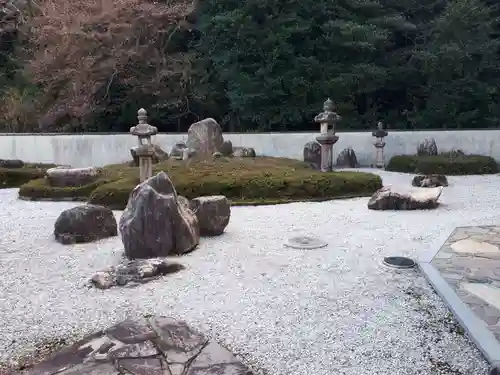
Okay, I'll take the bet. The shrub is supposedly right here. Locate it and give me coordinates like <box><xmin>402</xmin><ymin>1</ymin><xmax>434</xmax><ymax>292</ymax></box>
<box><xmin>0</xmin><ymin>168</ymin><xmax>46</xmax><ymax>188</ymax></box>
<box><xmin>19</xmin><ymin>157</ymin><xmax>383</xmax><ymax>208</ymax></box>
<box><xmin>386</xmin><ymin>153</ymin><xmax>498</xmax><ymax>175</ymax></box>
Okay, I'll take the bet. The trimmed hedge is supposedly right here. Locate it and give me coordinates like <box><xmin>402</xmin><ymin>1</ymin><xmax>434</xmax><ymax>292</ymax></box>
<box><xmin>386</xmin><ymin>154</ymin><xmax>499</xmax><ymax>175</ymax></box>
<box><xmin>19</xmin><ymin>157</ymin><xmax>383</xmax><ymax>209</ymax></box>
<box><xmin>0</xmin><ymin>162</ymin><xmax>58</xmax><ymax>188</ymax></box>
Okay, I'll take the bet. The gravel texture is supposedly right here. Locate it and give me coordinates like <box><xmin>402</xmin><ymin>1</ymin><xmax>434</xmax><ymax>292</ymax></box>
<box><xmin>0</xmin><ymin>169</ymin><xmax>496</xmax><ymax>375</ymax></box>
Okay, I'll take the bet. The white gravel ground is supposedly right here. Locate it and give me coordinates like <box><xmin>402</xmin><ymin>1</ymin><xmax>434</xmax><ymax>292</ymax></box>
<box><xmin>0</xmin><ymin>169</ymin><xmax>497</xmax><ymax>375</ymax></box>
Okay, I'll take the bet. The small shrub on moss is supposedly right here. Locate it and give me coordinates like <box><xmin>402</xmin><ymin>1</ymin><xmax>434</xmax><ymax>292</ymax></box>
<box><xmin>20</xmin><ymin>157</ymin><xmax>383</xmax><ymax>208</ymax></box>
<box><xmin>386</xmin><ymin>153</ymin><xmax>498</xmax><ymax>175</ymax></box>
<box><xmin>0</xmin><ymin>168</ymin><xmax>46</xmax><ymax>188</ymax></box>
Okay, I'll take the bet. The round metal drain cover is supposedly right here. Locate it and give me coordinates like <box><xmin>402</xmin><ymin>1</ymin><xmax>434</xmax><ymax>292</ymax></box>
<box><xmin>284</xmin><ymin>236</ymin><xmax>328</xmax><ymax>249</ymax></box>
<box><xmin>383</xmin><ymin>256</ymin><xmax>415</xmax><ymax>269</ymax></box>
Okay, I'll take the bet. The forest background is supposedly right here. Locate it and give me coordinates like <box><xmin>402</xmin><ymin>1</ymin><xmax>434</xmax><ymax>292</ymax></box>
<box><xmin>0</xmin><ymin>0</ymin><xmax>498</xmax><ymax>133</ymax></box>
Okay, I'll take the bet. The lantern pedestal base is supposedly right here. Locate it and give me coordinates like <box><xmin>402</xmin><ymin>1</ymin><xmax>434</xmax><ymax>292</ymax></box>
<box><xmin>316</xmin><ymin>133</ymin><xmax>339</xmax><ymax>172</ymax></box>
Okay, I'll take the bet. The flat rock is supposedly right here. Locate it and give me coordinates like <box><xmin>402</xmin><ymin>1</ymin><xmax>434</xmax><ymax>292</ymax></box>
<box><xmin>367</xmin><ymin>185</ymin><xmax>443</xmax><ymax>210</ymax></box>
<box><xmin>46</xmin><ymin>166</ymin><xmax>101</xmax><ymax>187</ymax></box>
<box><xmin>16</xmin><ymin>316</ymin><xmax>254</xmax><ymax>375</ymax></box>
<box><xmin>0</xmin><ymin>158</ymin><xmax>24</xmax><ymax>168</ymax></box>
<box><xmin>232</xmin><ymin>147</ymin><xmax>256</xmax><ymax>158</ymax></box>
<box><xmin>190</xmin><ymin>195</ymin><xmax>231</xmax><ymax>236</ymax></box>
<box><xmin>412</xmin><ymin>174</ymin><xmax>448</xmax><ymax>188</ymax></box>
<box><xmin>54</xmin><ymin>204</ymin><xmax>117</xmax><ymax>244</ymax></box>
<box><xmin>90</xmin><ymin>258</ymin><xmax>185</xmax><ymax>289</ymax></box>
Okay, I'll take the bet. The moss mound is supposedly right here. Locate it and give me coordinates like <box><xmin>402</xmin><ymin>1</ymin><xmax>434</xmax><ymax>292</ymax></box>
<box><xmin>386</xmin><ymin>153</ymin><xmax>498</xmax><ymax>175</ymax></box>
<box><xmin>19</xmin><ymin>157</ymin><xmax>382</xmax><ymax>208</ymax></box>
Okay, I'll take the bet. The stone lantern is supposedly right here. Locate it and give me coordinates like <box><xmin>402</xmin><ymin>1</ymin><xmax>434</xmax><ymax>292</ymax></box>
<box><xmin>130</xmin><ymin>108</ymin><xmax>158</xmax><ymax>182</ymax></box>
<box><xmin>372</xmin><ymin>121</ymin><xmax>388</xmax><ymax>168</ymax></box>
<box><xmin>314</xmin><ymin>98</ymin><xmax>341</xmax><ymax>172</ymax></box>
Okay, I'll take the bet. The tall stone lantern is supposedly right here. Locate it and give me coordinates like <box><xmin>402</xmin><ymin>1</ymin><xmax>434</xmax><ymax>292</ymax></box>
<box><xmin>130</xmin><ymin>108</ymin><xmax>158</xmax><ymax>182</ymax></box>
<box><xmin>314</xmin><ymin>98</ymin><xmax>340</xmax><ymax>172</ymax></box>
<box><xmin>372</xmin><ymin>121</ymin><xmax>388</xmax><ymax>168</ymax></box>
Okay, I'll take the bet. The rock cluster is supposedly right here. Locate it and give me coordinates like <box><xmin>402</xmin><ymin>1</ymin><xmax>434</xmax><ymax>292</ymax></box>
<box><xmin>54</xmin><ymin>204</ymin><xmax>117</xmax><ymax>244</ymax></box>
<box><xmin>91</xmin><ymin>258</ymin><xmax>184</xmax><ymax>289</ymax></box>
<box><xmin>170</xmin><ymin>118</ymin><xmax>256</xmax><ymax>159</ymax></box>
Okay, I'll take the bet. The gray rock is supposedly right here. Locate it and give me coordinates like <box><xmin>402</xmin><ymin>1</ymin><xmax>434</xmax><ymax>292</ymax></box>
<box><xmin>54</xmin><ymin>204</ymin><xmax>117</xmax><ymax>244</ymax></box>
<box><xmin>170</xmin><ymin>142</ymin><xmax>188</xmax><ymax>159</ymax></box>
<box><xmin>19</xmin><ymin>316</ymin><xmax>255</xmax><ymax>375</ymax></box>
<box><xmin>490</xmin><ymin>362</ymin><xmax>500</xmax><ymax>375</ymax></box>
<box><xmin>233</xmin><ymin>147</ymin><xmax>256</xmax><ymax>158</ymax></box>
<box><xmin>368</xmin><ymin>186</ymin><xmax>443</xmax><ymax>210</ymax></box>
<box><xmin>303</xmin><ymin>141</ymin><xmax>321</xmax><ymax>170</ymax></box>
<box><xmin>220</xmin><ymin>140</ymin><xmax>233</xmax><ymax>156</ymax></box>
<box><xmin>417</xmin><ymin>138</ymin><xmax>438</xmax><ymax>156</ymax></box>
<box><xmin>190</xmin><ymin>195</ymin><xmax>231</xmax><ymax>236</ymax></box>
<box><xmin>119</xmin><ymin>171</ymin><xmax>200</xmax><ymax>259</ymax></box>
<box><xmin>212</xmin><ymin>151</ymin><xmax>223</xmax><ymax>159</ymax></box>
<box><xmin>336</xmin><ymin>147</ymin><xmax>358</xmax><ymax>168</ymax></box>
<box><xmin>90</xmin><ymin>258</ymin><xmax>184</xmax><ymax>289</ymax></box>
<box><xmin>186</xmin><ymin>118</ymin><xmax>224</xmax><ymax>156</ymax></box>
<box><xmin>130</xmin><ymin>144</ymin><xmax>168</xmax><ymax>166</ymax></box>
<box><xmin>46</xmin><ymin>166</ymin><xmax>101</xmax><ymax>187</ymax></box>
<box><xmin>412</xmin><ymin>174</ymin><xmax>449</xmax><ymax>188</ymax></box>
<box><xmin>0</xmin><ymin>159</ymin><xmax>24</xmax><ymax>168</ymax></box>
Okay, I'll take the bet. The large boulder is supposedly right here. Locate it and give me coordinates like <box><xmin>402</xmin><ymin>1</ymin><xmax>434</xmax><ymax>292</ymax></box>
<box><xmin>303</xmin><ymin>141</ymin><xmax>321</xmax><ymax>170</ymax></box>
<box><xmin>46</xmin><ymin>166</ymin><xmax>101</xmax><ymax>187</ymax></box>
<box><xmin>336</xmin><ymin>147</ymin><xmax>358</xmax><ymax>168</ymax></box>
<box><xmin>186</xmin><ymin>118</ymin><xmax>224</xmax><ymax>156</ymax></box>
<box><xmin>412</xmin><ymin>174</ymin><xmax>448</xmax><ymax>188</ymax></box>
<box><xmin>189</xmin><ymin>196</ymin><xmax>231</xmax><ymax>236</ymax></box>
<box><xmin>119</xmin><ymin>171</ymin><xmax>200</xmax><ymax>259</ymax></box>
<box><xmin>233</xmin><ymin>147</ymin><xmax>256</xmax><ymax>158</ymax></box>
<box><xmin>368</xmin><ymin>186</ymin><xmax>443</xmax><ymax>210</ymax></box>
<box><xmin>130</xmin><ymin>144</ymin><xmax>168</xmax><ymax>166</ymax></box>
<box><xmin>54</xmin><ymin>204</ymin><xmax>117</xmax><ymax>244</ymax></box>
<box><xmin>417</xmin><ymin>138</ymin><xmax>438</xmax><ymax>156</ymax></box>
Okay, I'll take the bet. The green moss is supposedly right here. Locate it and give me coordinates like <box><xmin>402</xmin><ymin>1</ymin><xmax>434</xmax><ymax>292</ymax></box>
<box><xmin>19</xmin><ymin>178</ymin><xmax>109</xmax><ymax>201</ymax></box>
<box><xmin>20</xmin><ymin>157</ymin><xmax>383</xmax><ymax>208</ymax></box>
<box><xmin>386</xmin><ymin>154</ymin><xmax>498</xmax><ymax>175</ymax></box>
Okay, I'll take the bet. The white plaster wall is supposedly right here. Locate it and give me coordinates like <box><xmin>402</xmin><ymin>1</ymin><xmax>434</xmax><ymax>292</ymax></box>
<box><xmin>0</xmin><ymin>130</ymin><xmax>497</xmax><ymax>167</ymax></box>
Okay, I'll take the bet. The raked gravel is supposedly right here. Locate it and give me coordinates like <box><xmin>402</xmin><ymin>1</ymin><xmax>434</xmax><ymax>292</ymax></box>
<box><xmin>0</xmin><ymin>169</ymin><xmax>497</xmax><ymax>375</ymax></box>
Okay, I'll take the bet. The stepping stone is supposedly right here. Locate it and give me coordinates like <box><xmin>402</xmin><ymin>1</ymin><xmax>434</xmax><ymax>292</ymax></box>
<box><xmin>451</xmin><ymin>239</ymin><xmax>499</xmax><ymax>255</ymax></box>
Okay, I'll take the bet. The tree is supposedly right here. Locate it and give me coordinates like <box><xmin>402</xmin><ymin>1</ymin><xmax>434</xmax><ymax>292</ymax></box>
<box><xmin>199</xmin><ymin>0</ymin><xmax>412</xmax><ymax>131</ymax></box>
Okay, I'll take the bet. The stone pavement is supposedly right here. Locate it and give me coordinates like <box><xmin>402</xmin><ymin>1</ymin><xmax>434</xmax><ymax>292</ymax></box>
<box><xmin>16</xmin><ymin>316</ymin><xmax>254</xmax><ymax>375</ymax></box>
<box><xmin>420</xmin><ymin>225</ymin><xmax>500</xmax><ymax>369</ymax></box>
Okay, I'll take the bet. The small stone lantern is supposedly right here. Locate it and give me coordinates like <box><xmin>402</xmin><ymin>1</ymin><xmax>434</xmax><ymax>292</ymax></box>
<box><xmin>130</xmin><ymin>108</ymin><xmax>158</xmax><ymax>182</ymax></box>
<box><xmin>372</xmin><ymin>121</ymin><xmax>388</xmax><ymax>168</ymax></box>
<box><xmin>314</xmin><ymin>98</ymin><xmax>341</xmax><ymax>172</ymax></box>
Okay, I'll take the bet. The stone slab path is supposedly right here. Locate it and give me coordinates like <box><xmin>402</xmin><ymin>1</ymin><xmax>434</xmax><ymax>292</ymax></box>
<box><xmin>420</xmin><ymin>225</ymin><xmax>500</xmax><ymax>368</ymax></box>
<box><xmin>15</xmin><ymin>316</ymin><xmax>254</xmax><ymax>375</ymax></box>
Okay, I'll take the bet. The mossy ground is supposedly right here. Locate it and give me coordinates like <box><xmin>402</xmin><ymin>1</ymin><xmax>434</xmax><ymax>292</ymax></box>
<box><xmin>18</xmin><ymin>156</ymin><xmax>383</xmax><ymax>209</ymax></box>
